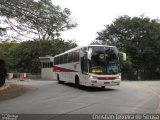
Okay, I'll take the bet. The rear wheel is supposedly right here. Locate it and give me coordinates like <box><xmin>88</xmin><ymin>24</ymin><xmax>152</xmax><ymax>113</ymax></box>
<box><xmin>101</xmin><ymin>86</ymin><xmax>105</xmax><ymax>89</ymax></box>
<box><xmin>75</xmin><ymin>76</ymin><xmax>80</xmax><ymax>88</ymax></box>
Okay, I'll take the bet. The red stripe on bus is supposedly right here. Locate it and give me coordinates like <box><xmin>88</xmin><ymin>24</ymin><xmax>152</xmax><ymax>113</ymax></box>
<box><xmin>97</xmin><ymin>77</ymin><xmax>116</xmax><ymax>80</ymax></box>
<box><xmin>53</xmin><ymin>66</ymin><xmax>77</xmax><ymax>72</ymax></box>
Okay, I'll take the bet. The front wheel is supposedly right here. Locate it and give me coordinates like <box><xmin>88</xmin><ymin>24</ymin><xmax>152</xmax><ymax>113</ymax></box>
<box><xmin>57</xmin><ymin>74</ymin><xmax>64</xmax><ymax>84</ymax></box>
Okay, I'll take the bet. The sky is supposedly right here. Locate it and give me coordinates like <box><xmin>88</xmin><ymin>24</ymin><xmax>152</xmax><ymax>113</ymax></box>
<box><xmin>53</xmin><ymin>0</ymin><xmax>160</xmax><ymax>46</ymax></box>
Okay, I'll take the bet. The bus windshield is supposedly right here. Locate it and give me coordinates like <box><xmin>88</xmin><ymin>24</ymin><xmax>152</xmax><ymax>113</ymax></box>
<box><xmin>89</xmin><ymin>46</ymin><xmax>120</xmax><ymax>75</ymax></box>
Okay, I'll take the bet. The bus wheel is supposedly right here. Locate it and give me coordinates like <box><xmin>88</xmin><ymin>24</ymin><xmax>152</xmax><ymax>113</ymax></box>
<box><xmin>75</xmin><ymin>76</ymin><xmax>80</xmax><ymax>88</ymax></box>
<box><xmin>101</xmin><ymin>86</ymin><xmax>105</xmax><ymax>89</ymax></box>
<box><xmin>57</xmin><ymin>74</ymin><xmax>63</xmax><ymax>84</ymax></box>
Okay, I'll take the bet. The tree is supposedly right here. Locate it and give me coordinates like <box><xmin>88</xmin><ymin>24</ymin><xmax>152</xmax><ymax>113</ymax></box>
<box><xmin>97</xmin><ymin>15</ymin><xmax>160</xmax><ymax>80</ymax></box>
<box><xmin>0</xmin><ymin>19</ymin><xmax>6</xmax><ymax>38</ymax></box>
<box><xmin>12</xmin><ymin>39</ymin><xmax>77</xmax><ymax>73</ymax></box>
<box><xmin>0</xmin><ymin>27</ymin><xmax>6</xmax><ymax>36</ymax></box>
<box><xmin>0</xmin><ymin>42</ymin><xmax>19</xmax><ymax>71</ymax></box>
<box><xmin>90</xmin><ymin>39</ymin><xmax>113</xmax><ymax>45</ymax></box>
<box><xmin>0</xmin><ymin>0</ymin><xmax>77</xmax><ymax>40</ymax></box>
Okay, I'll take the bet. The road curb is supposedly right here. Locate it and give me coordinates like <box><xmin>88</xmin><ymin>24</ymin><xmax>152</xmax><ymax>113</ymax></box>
<box><xmin>0</xmin><ymin>84</ymin><xmax>10</xmax><ymax>92</ymax></box>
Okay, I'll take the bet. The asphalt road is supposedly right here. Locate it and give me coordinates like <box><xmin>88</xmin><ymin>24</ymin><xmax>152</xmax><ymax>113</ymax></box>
<box><xmin>0</xmin><ymin>80</ymin><xmax>160</xmax><ymax>115</ymax></box>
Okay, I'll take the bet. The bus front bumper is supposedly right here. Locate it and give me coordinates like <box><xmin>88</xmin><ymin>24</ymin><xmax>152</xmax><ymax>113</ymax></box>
<box><xmin>85</xmin><ymin>78</ymin><xmax>121</xmax><ymax>87</ymax></box>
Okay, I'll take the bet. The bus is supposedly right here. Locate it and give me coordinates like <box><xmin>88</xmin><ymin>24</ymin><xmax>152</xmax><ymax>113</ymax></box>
<box><xmin>53</xmin><ymin>45</ymin><xmax>126</xmax><ymax>88</ymax></box>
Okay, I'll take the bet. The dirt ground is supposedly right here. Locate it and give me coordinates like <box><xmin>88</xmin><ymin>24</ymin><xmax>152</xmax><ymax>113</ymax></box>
<box><xmin>0</xmin><ymin>84</ymin><xmax>36</xmax><ymax>101</ymax></box>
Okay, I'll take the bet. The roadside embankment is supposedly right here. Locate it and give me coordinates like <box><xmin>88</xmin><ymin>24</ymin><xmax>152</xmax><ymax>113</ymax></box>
<box><xmin>0</xmin><ymin>84</ymin><xmax>10</xmax><ymax>92</ymax></box>
<box><xmin>0</xmin><ymin>83</ymin><xmax>35</xmax><ymax>101</ymax></box>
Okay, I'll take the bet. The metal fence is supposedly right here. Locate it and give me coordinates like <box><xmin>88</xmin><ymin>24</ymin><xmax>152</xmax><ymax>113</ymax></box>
<box><xmin>7</xmin><ymin>73</ymin><xmax>41</xmax><ymax>80</ymax></box>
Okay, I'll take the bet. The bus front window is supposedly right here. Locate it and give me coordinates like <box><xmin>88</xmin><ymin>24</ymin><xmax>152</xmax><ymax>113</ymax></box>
<box><xmin>89</xmin><ymin>46</ymin><xmax>120</xmax><ymax>75</ymax></box>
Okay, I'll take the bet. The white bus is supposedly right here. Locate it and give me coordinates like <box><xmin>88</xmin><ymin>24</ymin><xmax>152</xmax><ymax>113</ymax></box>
<box><xmin>53</xmin><ymin>45</ymin><xmax>126</xmax><ymax>88</ymax></box>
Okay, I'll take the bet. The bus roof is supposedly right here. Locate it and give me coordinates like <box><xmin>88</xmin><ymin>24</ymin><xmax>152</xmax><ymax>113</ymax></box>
<box><xmin>54</xmin><ymin>45</ymin><xmax>116</xmax><ymax>57</ymax></box>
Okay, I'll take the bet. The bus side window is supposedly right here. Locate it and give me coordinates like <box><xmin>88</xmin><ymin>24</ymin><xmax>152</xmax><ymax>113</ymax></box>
<box><xmin>64</xmin><ymin>54</ymin><xmax>68</xmax><ymax>63</ymax></box>
<box><xmin>73</xmin><ymin>50</ymin><xmax>80</xmax><ymax>62</ymax></box>
<box><xmin>54</xmin><ymin>57</ymin><xmax>57</xmax><ymax>65</ymax></box>
<box><xmin>59</xmin><ymin>55</ymin><xmax>63</xmax><ymax>64</ymax></box>
<box><xmin>56</xmin><ymin>57</ymin><xmax>60</xmax><ymax>65</ymax></box>
<box><xmin>68</xmin><ymin>52</ymin><xmax>73</xmax><ymax>63</ymax></box>
<box><xmin>76</xmin><ymin>50</ymin><xmax>80</xmax><ymax>61</ymax></box>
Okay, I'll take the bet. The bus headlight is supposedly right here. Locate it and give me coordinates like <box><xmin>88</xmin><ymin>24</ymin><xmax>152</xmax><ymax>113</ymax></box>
<box><xmin>89</xmin><ymin>75</ymin><xmax>97</xmax><ymax>79</ymax></box>
<box><xmin>116</xmin><ymin>75</ymin><xmax>121</xmax><ymax>79</ymax></box>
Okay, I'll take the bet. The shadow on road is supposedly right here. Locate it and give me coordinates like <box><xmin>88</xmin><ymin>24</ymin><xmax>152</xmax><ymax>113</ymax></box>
<box><xmin>57</xmin><ymin>82</ymin><xmax>118</xmax><ymax>92</ymax></box>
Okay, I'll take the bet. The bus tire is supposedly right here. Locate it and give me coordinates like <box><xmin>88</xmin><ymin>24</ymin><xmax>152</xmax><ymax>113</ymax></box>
<box><xmin>75</xmin><ymin>75</ymin><xmax>80</xmax><ymax>88</ymax></box>
<box><xmin>57</xmin><ymin>74</ymin><xmax>63</xmax><ymax>84</ymax></box>
<box><xmin>101</xmin><ymin>86</ymin><xmax>105</xmax><ymax>89</ymax></box>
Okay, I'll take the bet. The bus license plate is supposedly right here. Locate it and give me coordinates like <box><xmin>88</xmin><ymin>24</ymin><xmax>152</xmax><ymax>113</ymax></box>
<box><xmin>104</xmin><ymin>82</ymin><xmax>110</xmax><ymax>84</ymax></box>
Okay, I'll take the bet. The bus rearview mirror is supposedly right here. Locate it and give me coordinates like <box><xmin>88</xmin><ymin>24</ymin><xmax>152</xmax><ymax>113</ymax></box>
<box><xmin>119</xmin><ymin>52</ymin><xmax>127</xmax><ymax>61</ymax></box>
<box><xmin>87</xmin><ymin>51</ymin><xmax>91</xmax><ymax>60</ymax></box>
<box><xmin>122</xmin><ymin>53</ymin><xmax>126</xmax><ymax>61</ymax></box>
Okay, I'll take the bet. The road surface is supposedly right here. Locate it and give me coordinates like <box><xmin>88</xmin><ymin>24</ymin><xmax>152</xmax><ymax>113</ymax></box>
<box><xmin>0</xmin><ymin>80</ymin><xmax>160</xmax><ymax>119</ymax></box>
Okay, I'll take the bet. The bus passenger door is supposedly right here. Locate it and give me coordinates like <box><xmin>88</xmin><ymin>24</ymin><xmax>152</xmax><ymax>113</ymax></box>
<box><xmin>81</xmin><ymin>52</ymin><xmax>88</xmax><ymax>74</ymax></box>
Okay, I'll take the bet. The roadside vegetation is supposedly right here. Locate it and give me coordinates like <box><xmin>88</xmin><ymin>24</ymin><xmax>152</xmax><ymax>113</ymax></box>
<box><xmin>93</xmin><ymin>15</ymin><xmax>160</xmax><ymax>80</ymax></box>
<box><xmin>0</xmin><ymin>1</ymin><xmax>160</xmax><ymax>80</ymax></box>
<box><xmin>0</xmin><ymin>0</ymin><xmax>77</xmax><ymax>73</ymax></box>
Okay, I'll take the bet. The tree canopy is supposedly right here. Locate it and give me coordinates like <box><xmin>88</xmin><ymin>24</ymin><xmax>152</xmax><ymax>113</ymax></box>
<box><xmin>96</xmin><ymin>15</ymin><xmax>160</xmax><ymax>80</ymax></box>
<box><xmin>0</xmin><ymin>0</ymin><xmax>77</xmax><ymax>40</ymax></box>
<box><xmin>0</xmin><ymin>39</ymin><xmax>77</xmax><ymax>73</ymax></box>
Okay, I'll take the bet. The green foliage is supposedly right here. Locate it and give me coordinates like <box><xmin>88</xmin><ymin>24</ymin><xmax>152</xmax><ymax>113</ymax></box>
<box><xmin>97</xmin><ymin>15</ymin><xmax>160</xmax><ymax>80</ymax></box>
<box><xmin>0</xmin><ymin>39</ymin><xmax>77</xmax><ymax>73</ymax></box>
<box><xmin>0</xmin><ymin>42</ymin><xmax>19</xmax><ymax>70</ymax></box>
<box><xmin>120</xmin><ymin>55</ymin><xmax>134</xmax><ymax>80</ymax></box>
<box><xmin>0</xmin><ymin>0</ymin><xmax>78</xmax><ymax>74</ymax></box>
<box><xmin>12</xmin><ymin>39</ymin><xmax>77</xmax><ymax>73</ymax></box>
<box><xmin>90</xmin><ymin>40</ymin><xmax>107</xmax><ymax>45</ymax></box>
<box><xmin>0</xmin><ymin>0</ymin><xmax>77</xmax><ymax>40</ymax></box>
